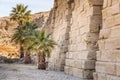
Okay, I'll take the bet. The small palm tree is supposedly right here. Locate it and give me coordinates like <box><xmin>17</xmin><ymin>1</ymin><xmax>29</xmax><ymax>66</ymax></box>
<box><xmin>10</xmin><ymin>4</ymin><xmax>31</xmax><ymax>26</ymax></box>
<box><xmin>30</xmin><ymin>30</ymin><xmax>56</xmax><ymax>69</ymax></box>
<box><xmin>11</xmin><ymin>22</ymin><xmax>38</xmax><ymax>60</ymax></box>
<box><xmin>10</xmin><ymin>4</ymin><xmax>31</xmax><ymax>58</ymax></box>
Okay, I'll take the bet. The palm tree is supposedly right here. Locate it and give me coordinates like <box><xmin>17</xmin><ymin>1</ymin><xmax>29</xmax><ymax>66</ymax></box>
<box><xmin>10</xmin><ymin>4</ymin><xmax>31</xmax><ymax>58</ymax></box>
<box><xmin>30</xmin><ymin>30</ymin><xmax>56</xmax><ymax>69</ymax></box>
<box><xmin>10</xmin><ymin>4</ymin><xmax>31</xmax><ymax>26</ymax></box>
<box><xmin>11</xmin><ymin>22</ymin><xmax>38</xmax><ymax>60</ymax></box>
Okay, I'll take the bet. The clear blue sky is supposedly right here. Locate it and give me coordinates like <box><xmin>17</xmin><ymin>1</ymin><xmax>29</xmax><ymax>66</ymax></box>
<box><xmin>0</xmin><ymin>0</ymin><xmax>54</xmax><ymax>17</ymax></box>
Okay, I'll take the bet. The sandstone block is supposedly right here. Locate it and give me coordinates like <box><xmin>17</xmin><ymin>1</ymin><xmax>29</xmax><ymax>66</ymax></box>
<box><xmin>83</xmin><ymin>70</ymin><xmax>94</xmax><ymax>79</ymax></box>
<box><xmin>72</xmin><ymin>68</ymin><xmax>83</xmax><ymax>78</ymax></box>
<box><xmin>88</xmin><ymin>0</ymin><xmax>103</xmax><ymax>6</ymax></box>
<box><xmin>65</xmin><ymin>59</ymin><xmax>70</xmax><ymax>66</ymax></box>
<box><xmin>99</xmin><ymin>29</ymin><xmax>111</xmax><ymax>39</ymax></box>
<box><xmin>116</xmin><ymin>63</ymin><xmax>120</xmax><ymax>76</ymax></box>
<box><xmin>110</xmin><ymin>26</ymin><xmax>120</xmax><ymax>38</ymax></box>
<box><xmin>85</xmin><ymin>32</ymin><xmax>99</xmax><ymax>42</ymax></box>
<box><xmin>116</xmin><ymin>50</ymin><xmax>120</xmax><ymax>62</ymax></box>
<box><xmin>111</xmin><ymin>3</ymin><xmax>120</xmax><ymax>15</ymax></box>
<box><xmin>108</xmin><ymin>0</ymin><xmax>112</xmax><ymax>7</ymax></box>
<box><xmin>103</xmin><ymin>0</ymin><xmax>108</xmax><ymax>8</ymax></box>
<box><xmin>102</xmin><ymin>8</ymin><xmax>111</xmax><ymax>19</ymax></box>
<box><xmin>82</xmin><ymin>60</ymin><xmax>95</xmax><ymax>69</ymax></box>
<box><xmin>97</xmin><ymin>50</ymin><xmax>119</xmax><ymax>62</ymax></box>
<box><xmin>74</xmin><ymin>60</ymin><xmax>82</xmax><ymax>68</ymax></box>
<box><xmin>73</xmin><ymin>68</ymin><xmax>94</xmax><ymax>79</ymax></box>
<box><xmin>107</xmin><ymin>75</ymin><xmax>120</xmax><ymax>80</ymax></box>
<box><xmin>76</xmin><ymin>51</ymin><xmax>96</xmax><ymax>60</ymax></box>
<box><xmin>96</xmin><ymin>62</ymin><xmax>116</xmax><ymax>75</ymax></box>
<box><xmin>94</xmin><ymin>73</ymin><xmax>107</xmax><ymax>80</ymax></box>
<box><xmin>69</xmin><ymin>59</ymin><xmax>75</xmax><ymax>67</ymax></box>
<box><xmin>68</xmin><ymin>67</ymin><xmax>73</xmax><ymax>75</ymax></box>
<box><xmin>114</xmin><ymin>14</ymin><xmax>120</xmax><ymax>26</ymax></box>
<box><xmin>89</xmin><ymin>23</ymin><xmax>100</xmax><ymax>33</ymax></box>
<box><xmin>112</xmin><ymin>0</ymin><xmax>119</xmax><ymax>5</ymax></box>
<box><xmin>96</xmin><ymin>51</ymin><xmax>101</xmax><ymax>61</ymax></box>
<box><xmin>105</xmin><ymin>38</ymin><xmax>120</xmax><ymax>50</ymax></box>
<box><xmin>64</xmin><ymin>66</ymin><xmax>70</xmax><ymax>74</ymax></box>
<box><xmin>98</xmin><ymin>40</ymin><xmax>105</xmax><ymax>50</ymax></box>
<box><xmin>104</xmin><ymin>16</ymin><xmax>114</xmax><ymax>28</ymax></box>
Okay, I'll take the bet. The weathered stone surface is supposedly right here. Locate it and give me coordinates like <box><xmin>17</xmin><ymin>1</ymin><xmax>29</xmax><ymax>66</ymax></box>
<box><xmin>45</xmin><ymin>0</ymin><xmax>103</xmax><ymax>79</ymax></box>
<box><xmin>95</xmin><ymin>1</ymin><xmax>120</xmax><ymax>79</ymax></box>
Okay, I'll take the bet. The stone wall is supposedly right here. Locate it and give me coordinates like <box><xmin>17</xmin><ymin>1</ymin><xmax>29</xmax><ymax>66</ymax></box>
<box><xmin>47</xmin><ymin>0</ymin><xmax>70</xmax><ymax>71</ymax></box>
<box><xmin>94</xmin><ymin>0</ymin><xmax>120</xmax><ymax>80</ymax></box>
<box><xmin>46</xmin><ymin>0</ymin><xmax>103</xmax><ymax>79</ymax></box>
<box><xmin>65</xmin><ymin>0</ymin><xmax>103</xmax><ymax>79</ymax></box>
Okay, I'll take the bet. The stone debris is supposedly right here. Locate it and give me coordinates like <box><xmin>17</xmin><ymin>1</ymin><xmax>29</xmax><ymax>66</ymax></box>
<box><xmin>0</xmin><ymin>64</ymin><xmax>90</xmax><ymax>80</ymax></box>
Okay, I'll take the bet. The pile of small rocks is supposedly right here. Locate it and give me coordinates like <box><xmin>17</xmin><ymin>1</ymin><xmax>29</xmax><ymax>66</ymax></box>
<box><xmin>0</xmin><ymin>56</ymin><xmax>20</xmax><ymax>63</ymax></box>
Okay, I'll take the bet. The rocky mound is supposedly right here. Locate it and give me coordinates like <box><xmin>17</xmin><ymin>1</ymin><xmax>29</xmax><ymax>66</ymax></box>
<box><xmin>0</xmin><ymin>45</ymin><xmax>19</xmax><ymax>58</ymax></box>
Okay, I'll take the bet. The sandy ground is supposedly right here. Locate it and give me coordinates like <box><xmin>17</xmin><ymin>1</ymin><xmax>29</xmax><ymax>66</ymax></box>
<box><xmin>0</xmin><ymin>64</ymin><xmax>87</xmax><ymax>80</ymax></box>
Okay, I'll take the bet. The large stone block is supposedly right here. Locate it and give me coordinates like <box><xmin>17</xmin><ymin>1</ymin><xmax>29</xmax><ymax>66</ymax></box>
<box><xmin>99</xmin><ymin>29</ymin><xmax>111</xmax><ymax>39</ymax></box>
<box><xmin>105</xmin><ymin>38</ymin><xmax>120</xmax><ymax>50</ymax></box>
<box><xmin>112</xmin><ymin>0</ymin><xmax>119</xmax><ymax>5</ymax></box>
<box><xmin>116</xmin><ymin>63</ymin><xmax>120</xmax><ymax>76</ymax></box>
<box><xmin>111</xmin><ymin>3</ymin><xmax>120</xmax><ymax>15</ymax></box>
<box><xmin>68</xmin><ymin>59</ymin><xmax>75</xmax><ymax>67</ymax></box>
<box><xmin>114</xmin><ymin>14</ymin><xmax>120</xmax><ymax>26</ymax></box>
<box><xmin>74</xmin><ymin>60</ymin><xmax>82</xmax><ymax>68</ymax></box>
<box><xmin>96</xmin><ymin>62</ymin><xmax>116</xmax><ymax>75</ymax></box>
<box><xmin>108</xmin><ymin>0</ymin><xmax>112</xmax><ymax>7</ymax></box>
<box><xmin>72</xmin><ymin>68</ymin><xmax>84</xmax><ymax>78</ymax></box>
<box><xmin>65</xmin><ymin>59</ymin><xmax>70</xmax><ymax>66</ymax></box>
<box><xmin>76</xmin><ymin>51</ymin><xmax>96</xmax><ymax>60</ymax></box>
<box><xmin>110</xmin><ymin>26</ymin><xmax>120</xmax><ymax>38</ymax></box>
<box><xmin>94</xmin><ymin>73</ymin><xmax>107</xmax><ymax>80</ymax></box>
<box><xmin>104</xmin><ymin>16</ymin><xmax>114</xmax><ymax>28</ymax></box>
<box><xmin>102</xmin><ymin>8</ymin><xmax>112</xmax><ymax>20</ymax></box>
<box><xmin>103</xmin><ymin>0</ymin><xmax>108</xmax><ymax>9</ymax></box>
<box><xmin>73</xmin><ymin>68</ymin><xmax>94</xmax><ymax>79</ymax></box>
<box><xmin>107</xmin><ymin>75</ymin><xmax>120</xmax><ymax>80</ymax></box>
<box><xmin>64</xmin><ymin>66</ymin><xmax>70</xmax><ymax>74</ymax></box>
<box><xmin>98</xmin><ymin>40</ymin><xmax>105</xmax><ymax>50</ymax></box>
<box><xmin>88</xmin><ymin>0</ymin><xmax>103</xmax><ymax>6</ymax></box>
<box><xmin>82</xmin><ymin>60</ymin><xmax>95</xmax><ymax>69</ymax></box>
<box><xmin>97</xmin><ymin>50</ymin><xmax>120</xmax><ymax>62</ymax></box>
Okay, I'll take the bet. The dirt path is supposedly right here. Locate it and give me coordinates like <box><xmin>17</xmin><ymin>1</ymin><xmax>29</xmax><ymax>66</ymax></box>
<box><xmin>0</xmin><ymin>64</ymin><xmax>85</xmax><ymax>80</ymax></box>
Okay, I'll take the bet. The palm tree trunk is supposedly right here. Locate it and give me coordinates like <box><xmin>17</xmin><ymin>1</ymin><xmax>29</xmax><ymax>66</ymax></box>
<box><xmin>24</xmin><ymin>51</ymin><xmax>31</xmax><ymax>64</ymax></box>
<box><xmin>20</xmin><ymin>45</ymin><xmax>24</xmax><ymax>58</ymax></box>
<box><xmin>38</xmin><ymin>52</ymin><xmax>46</xmax><ymax>69</ymax></box>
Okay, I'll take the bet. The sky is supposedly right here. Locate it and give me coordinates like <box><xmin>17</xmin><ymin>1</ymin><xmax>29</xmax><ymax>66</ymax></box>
<box><xmin>0</xmin><ymin>0</ymin><xmax>54</xmax><ymax>17</ymax></box>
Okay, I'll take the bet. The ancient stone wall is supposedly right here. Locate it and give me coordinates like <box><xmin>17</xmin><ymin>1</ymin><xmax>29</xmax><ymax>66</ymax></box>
<box><xmin>65</xmin><ymin>0</ymin><xmax>103</xmax><ymax>79</ymax></box>
<box><xmin>47</xmin><ymin>0</ymin><xmax>70</xmax><ymax>71</ymax></box>
<box><xmin>94</xmin><ymin>0</ymin><xmax>120</xmax><ymax>80</ymax></box>
<box><xmin>46</xmin><ymin>0</ymin><xmax>103</xmax><ymax>79</ymax></box>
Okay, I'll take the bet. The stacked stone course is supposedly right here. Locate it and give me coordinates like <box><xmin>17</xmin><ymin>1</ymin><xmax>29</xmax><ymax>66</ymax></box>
<box><xmin>65</xmin><ymin>0</ymin><xmax>103</xmax><ymax>79</ymax></box>
<box><xmin>46</xmin><ymin>0</ymin><xmax>103</xmax><ymax>79</ymax></box>
<box><xmin>47</xmin><ymin>0</ymin><xmax>70</xmax><ymax>71</ymax></box>
<box><xmin>94</xmin><ymin>0</ymin><xmax>120</xmax><ymax>80</ymax></box>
